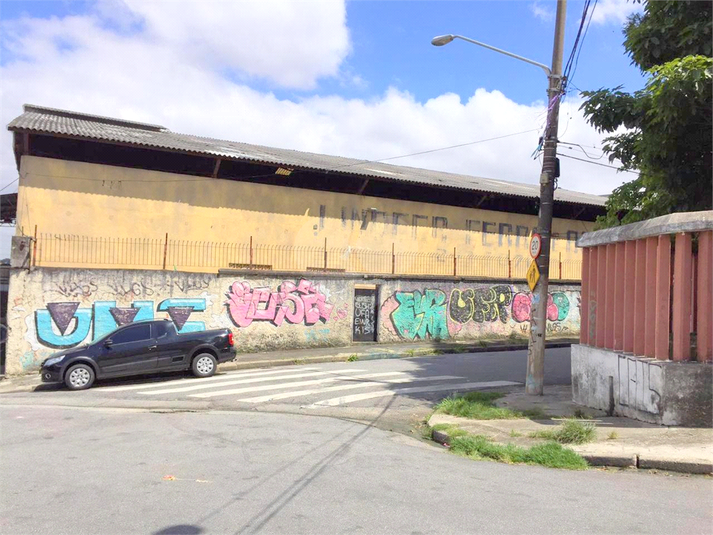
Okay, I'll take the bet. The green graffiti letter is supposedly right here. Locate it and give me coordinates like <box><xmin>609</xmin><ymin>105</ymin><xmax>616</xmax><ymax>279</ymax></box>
<box><xmin>391</xmin><ymin>289</ymin><xmax>449</xmax><ymax>340</ymax></box>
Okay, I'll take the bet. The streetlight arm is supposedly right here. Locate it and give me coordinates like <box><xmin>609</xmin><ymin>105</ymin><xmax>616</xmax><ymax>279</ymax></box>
<box><xmin>433</xmin><ymin>34</ymin><xmax>552</xmax><ymax>77</ymax></box>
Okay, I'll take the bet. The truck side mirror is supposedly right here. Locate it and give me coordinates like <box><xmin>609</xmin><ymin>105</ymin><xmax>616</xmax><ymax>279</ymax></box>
<box><xmin>104</xmin><ymin>339</ymin><xmax>113</xmax><ymax>348</ymax></box>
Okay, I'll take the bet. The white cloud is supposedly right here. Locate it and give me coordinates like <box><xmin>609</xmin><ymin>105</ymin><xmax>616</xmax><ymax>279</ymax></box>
<box><xmin>590</xmin><ymin>0</ymin><xmax>642</xmax><ymax>25</ymax></box>
<box><xmin>0</xmin><ymin>0</ymin><xmax>631</xmax><ymax>212</ymax></box>
<box><xmin>530</xmin><ymin>2</ymin><xmax>555</xmax><ymax>23</ymax></box>
<box><xmin>117</xmin><ymin>0</ymin><xmax>350</xmax><ymax>89</ymax></box>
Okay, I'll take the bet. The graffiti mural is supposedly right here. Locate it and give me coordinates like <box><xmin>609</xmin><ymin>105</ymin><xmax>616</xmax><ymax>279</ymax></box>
<box><xmin>618</xmin><ymin>355</ymin><xmax>662</xmax><ymax>415</ymax></box>
<box><xmin>390</xmin><ymin>289</ymin><xmax>449</xmax><ymax>340</ymax></box>
<box><xmin>449</xmin><ymin>285</ymin><xmax>513</xmax><ymax>324</ymax></box>
<box><xmin>226</xmin><ymin>279</ymin><xmax>334</xmax><ymax>328</ymax></box>
<box><xmin>511</xmin><ymin>291</ymin><xmax>570</xmax><ymax>323</ymax></box>
<box><xmin>383</xmin><ymin>284</ymin><xmax>578</xmax><ymax>342</ymax></box>
<box><xmin>35</xmin><ymin>298</ymin><xmax>206</xmax><ymax>349</ymax></box>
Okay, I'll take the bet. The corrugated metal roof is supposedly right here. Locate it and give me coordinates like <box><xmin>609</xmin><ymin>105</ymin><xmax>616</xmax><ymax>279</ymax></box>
<box><xmin>8</xmin><ymin>104</ymin><xmax>606</xmax><ymax>207</ymax></box>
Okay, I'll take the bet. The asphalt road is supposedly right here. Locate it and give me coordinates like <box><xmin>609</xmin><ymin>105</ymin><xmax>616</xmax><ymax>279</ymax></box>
<box><xmin>1</xmin><ymin>404</ymin><xmax>711</xmax><ymax>535</ymax></box>
<box><xmin>1</xmin><ymin>348</ymin><xmax>572</xmax><ymax>434</ymax></box>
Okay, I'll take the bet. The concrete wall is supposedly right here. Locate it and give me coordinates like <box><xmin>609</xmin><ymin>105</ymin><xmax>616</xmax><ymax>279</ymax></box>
<box><xmin>5</xmin><ymin>267</ymin><xmax>581</xmax><ymax>376</ymax></box>
<box><xmin>16</xmin><ymin>156</ymin><xmax>590</xmax><ymax>261</ymax></box>
<box><xmin>572</xmin><ymin>344</ymin><xmax>713</xmax><ymax>427</ymax></box>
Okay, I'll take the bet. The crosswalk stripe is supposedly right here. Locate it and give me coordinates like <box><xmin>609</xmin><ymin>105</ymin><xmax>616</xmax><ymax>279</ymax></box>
<box><xmin>100</xmin><ymin>367</ymin><xmax>321</xmax><ymax>392</ymax></box>
<box><xmin>308</xmin><ymin>381</ymin><xmax>522</xmax><ymax>407</ymax></box>
<box><xmin>237</xmin><ymin>375</ymin><xmax>465</xmax><ymax>403</ymax></box>
<box><xmin>138</xmin><ymin>369</ymin><xmax>368</xmax><ymax>395</ymax></box>
<box><xmin>187</xmin><ymin>372</ymin><xmax>408</xmax><ymax>399</ymax></box>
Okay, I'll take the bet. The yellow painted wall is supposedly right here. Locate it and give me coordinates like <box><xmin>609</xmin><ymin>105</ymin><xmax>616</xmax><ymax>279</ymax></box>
<box><xmin>16</xmin><ymin>156</ymin><xmax>592</xmax><ymax>262</ymax></box>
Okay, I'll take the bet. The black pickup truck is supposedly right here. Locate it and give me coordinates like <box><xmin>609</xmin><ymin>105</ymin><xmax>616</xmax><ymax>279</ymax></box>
<box><xmin>40</xmin><ymin>319</ymin><xmax>236</xmax><ymax>390</ymax></box>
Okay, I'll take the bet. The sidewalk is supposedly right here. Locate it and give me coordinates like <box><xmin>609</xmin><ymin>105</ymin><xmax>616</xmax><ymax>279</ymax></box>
<box><xmin>0</xmin><ymin>338</ymin><xmax>575</xmax><ymax>394</ymax></box>
<box><xmin>429</xmin><ymin>385</ymin><xmax>713</xmax><ymax>475</ymax></box>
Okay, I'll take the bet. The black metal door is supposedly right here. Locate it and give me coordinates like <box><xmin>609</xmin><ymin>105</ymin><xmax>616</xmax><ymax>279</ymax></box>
<box><xmin>353</xmin><ymin>288</ymin><xmax>378</xmax><ymax>342</ymax></box>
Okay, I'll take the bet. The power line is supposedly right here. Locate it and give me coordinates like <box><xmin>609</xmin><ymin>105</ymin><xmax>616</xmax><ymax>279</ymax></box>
<box><xmin>559</xmin><ymin>153</ymin><xmax>639</xmax><ymax>173</ymax></box>
<box><xmin>0</xmin><ymin>178</ymin><xmax>19</xmax><ymax>193</ymax></box>
<box><xmin>563</xmin><ymin>0</ymin><xmax>592</xmax><ymax>83</ymax></box>
<box><xmin>534</xmin><ymin>0</ymin><xmax>594</xmax><ymax>161</ymax></box>
<box><xmin>338</xmin><ymin>128</ymin><xmax>540</xmax><ymax>168</ymax></box>
<box><xmin>568</xmin><ymin>0</ymin><xmax>597</xmax><ymax>86</ymax></box>
<box><xmin>559</xmin><ymin>142</ymin><xmax>606</xmax><ymax>160</ymax></box>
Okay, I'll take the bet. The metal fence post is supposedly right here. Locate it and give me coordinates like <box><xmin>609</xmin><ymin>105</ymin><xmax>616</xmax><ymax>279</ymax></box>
<box><xmin>249</xmin><ymin>236</ymin><xmax>253</xmax><ymax>268</ymax></box>
<box><xmin>508</xmin><ymin>249</ymin><xmax>511</xmax><ymax>278</ymax></box>
<box><xmin>392</xmin><ymin>243</ymin><xmax>395</xmax><ymax>274</ymax></box>
<box><xmin>453</xmin><ymin>247</ymin><xmax>457</xmax><ymax>277</ymax></box>
<box><xmin>32</xmin><ymin>225</ymin><xmax>38</xmax><ymax>268</ymax></box>
<box><xmin>324</xmin><ymin>237</ymin><xmax>328</xmax><ymax>270</ymax></box>
<box><xmin>559</xmin><ymin>252</ymin><xmax>562</xmax><ymax>280</ymax></box>
<box><xmin>162</xmin><ymin>233</ymin><xmax>168</xmax><ymax>270</ymax></box>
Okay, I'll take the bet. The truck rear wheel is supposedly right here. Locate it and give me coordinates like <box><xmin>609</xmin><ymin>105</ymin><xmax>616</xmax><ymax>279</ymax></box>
<box><xmin>192</xmin><ymin>353</ymin><xmax>217</xmax><ymax>378</ymax></box>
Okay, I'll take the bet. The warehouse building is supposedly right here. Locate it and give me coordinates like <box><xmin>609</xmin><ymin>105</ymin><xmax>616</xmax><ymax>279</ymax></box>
<box><xmin>7</xmin><ymin>104</ymin><xmax>604</xmax><ymax>271</ymax></box>
<box><xmin>3</xmin><ymin>104</ymin><xmax>604</xmax><ymax>375</ymax></box>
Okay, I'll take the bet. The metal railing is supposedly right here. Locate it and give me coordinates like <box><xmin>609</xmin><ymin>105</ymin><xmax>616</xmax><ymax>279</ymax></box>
<box><xmin>32</xmin><ymin>233</ymin><xmax>582</xmax><ymax>280</ymax></box>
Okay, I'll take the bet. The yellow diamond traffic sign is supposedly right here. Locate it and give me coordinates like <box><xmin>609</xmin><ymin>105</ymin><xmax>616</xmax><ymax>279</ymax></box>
<box><xmin>526</xmin><ymin>260</ymin><xmax>540</xmax><ymax>291</ymax></box>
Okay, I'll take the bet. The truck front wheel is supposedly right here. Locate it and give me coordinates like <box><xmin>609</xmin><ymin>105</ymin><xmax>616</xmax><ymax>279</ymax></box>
<box><xmin>192</xmin><ymin>353</ymin><xmax>217</xmax><ymax>378</ymax></box>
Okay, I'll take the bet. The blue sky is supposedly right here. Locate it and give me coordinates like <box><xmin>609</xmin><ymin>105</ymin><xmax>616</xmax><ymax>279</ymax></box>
<box><xmin>1</xmin><ymin>1</ymin><xmax>645</xmax><ymax>102</ymax></box>
<box><xmin>334</xmin><ymin>1</ymin><xmax>644</xmax><ymax>103</ymax></box>
<box><xmin>0</xmin><ymin>0</ymin><xmax>645</xmax><ymax>257</ymax></box>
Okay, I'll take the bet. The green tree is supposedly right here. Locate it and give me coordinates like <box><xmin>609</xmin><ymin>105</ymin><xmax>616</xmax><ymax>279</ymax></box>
<box><xmin>580</xmin><ymin>0</ymin><xmax>712</xmax><ymax>228</ymax></box>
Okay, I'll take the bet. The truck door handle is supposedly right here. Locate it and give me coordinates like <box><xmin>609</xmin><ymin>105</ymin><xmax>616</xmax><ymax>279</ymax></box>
<box><xmin>148</xmin><ymin>345</ymin><xmax>157</xmax><ymax>351</ymax></box>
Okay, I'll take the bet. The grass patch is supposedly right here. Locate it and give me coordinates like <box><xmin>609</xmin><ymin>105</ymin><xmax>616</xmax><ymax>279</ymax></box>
<box><xmin>529</xmin><ymin>420</ymin><xmax>597</xmax><ymax>445</ymax></box>
<box><xmin>573</xmin><ymin>408</ymin><xmax>594</xmax><ymax>419</ymax></box>
<box><xmin>450</xmin><ymin>434</ymin><xmax>588</xmax><ymax>470</ymax></box>
<box><xmin>607</xmin><ymin>431</ymin><xmax>619</xmax><ymax>440</ymax></box>
<box><xmin>430</xmin><ymin>423</ymin><xmax>469</xmax><ymax>442</ymax></box>
<box><xmin>521</xmin><ymin>408</ymin><xmax>549</xmax><ymax>420</ymax></box>
<box><xmin>435</xmin><ymin>391</ymin><xmax>550</xmax><ymax>420</ymax></box>
<box><xmin>292</xmin><ymin>359</ymin><xmax>307</xmax><ymax>365</ymax></box>
<box><xmin>404</xmin><ymin>349</ymin><xmax>416</xmax><ymax>358</ymax></box>
<box><xmin>509</xmin><ymin>429</ymin><xmax>523</xmax><ymax>438</ymax></box>
<box><xmin>346</xmin><ymin>354</ymin><xmax>359</xmax><ymax>362</ymax></box>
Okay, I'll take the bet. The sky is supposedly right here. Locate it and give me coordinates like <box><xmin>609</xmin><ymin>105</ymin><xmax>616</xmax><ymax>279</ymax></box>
<box><xmin>0</xmin><ymin>0</ymin><xmax>646</xmax><ymax>256</ymax></box>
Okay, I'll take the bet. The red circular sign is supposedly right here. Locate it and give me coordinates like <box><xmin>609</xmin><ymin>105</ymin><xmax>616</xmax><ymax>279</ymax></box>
<box><xmin>530</xmin><ymin>233</ymin><xmax>542</xmax><ymax>259</ymax></box>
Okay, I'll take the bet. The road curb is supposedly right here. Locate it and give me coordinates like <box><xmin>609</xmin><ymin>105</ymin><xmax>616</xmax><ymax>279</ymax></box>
<box><xmin>638</xmin><ymin>456</ymin><xmax>713</xmax><ymax>475</ymax></box>
<box><xmin>580</xmin><ymin>454</ymin><xmax>637</xmax><ymax>468</ymax></box>
<box><xmin>425</xmin><ymin>419</ymin><xmax>713</xmax><ymax>475</ymax></box>
<box><xmin>432</xmin><ymin>429</ymin><xmax>451</xmax><ymax>445</ymax></box>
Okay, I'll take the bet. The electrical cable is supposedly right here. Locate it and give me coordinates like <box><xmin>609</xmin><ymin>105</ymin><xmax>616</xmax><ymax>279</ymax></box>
<box><xmin>566</xmin><ymin>0</ymin><xmax>598</xmax><ymax>88</ymax></box>
<box><xmin>559</xmin><ymin>153</ymin><xmax>639</xmax><ymax>173</ymax></box>
<box><xmin>560</xmin><ymin>142</ymin><xmax>606</xmax><ymax>160</ymax></box>
<box><xmin>0</xmin><ymin>178</ymin><xmax>19</xmax><ymax>192</ymax></box>
<box><xmin>336</xmin><ymin>128</ymin><xmax>540</xmax><ymax>168</ymax></box>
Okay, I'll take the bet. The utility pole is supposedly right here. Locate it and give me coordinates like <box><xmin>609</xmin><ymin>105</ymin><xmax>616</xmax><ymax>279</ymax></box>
<box><xmin>526</xmin><ymin>0</ymin><xmax>567</xmax><ymax>395</ymax></box>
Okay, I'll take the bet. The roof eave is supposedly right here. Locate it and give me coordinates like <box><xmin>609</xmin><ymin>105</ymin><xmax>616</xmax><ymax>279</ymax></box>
<box><xmin>8</xmin><ymin>124</ymin><xmax>606</xmax><ymax>209</ymax></box>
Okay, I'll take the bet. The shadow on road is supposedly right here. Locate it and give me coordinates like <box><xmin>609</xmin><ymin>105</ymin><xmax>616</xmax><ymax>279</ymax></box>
<box><xmin>154</xmin><ymin>525</ymin><xmax>203</xmax><ymax>535</ymax></box>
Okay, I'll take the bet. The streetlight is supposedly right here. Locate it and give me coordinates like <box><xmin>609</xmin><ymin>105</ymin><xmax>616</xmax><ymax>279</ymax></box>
<box><xmin>431</xmin><ymin>0</ymin><xmax>567</xmax><ymax>396</ymax></box>
<box><xmin>430</xmin><ymin>34</ymin><xmax>551</xmax><ymax>77</ymax></box>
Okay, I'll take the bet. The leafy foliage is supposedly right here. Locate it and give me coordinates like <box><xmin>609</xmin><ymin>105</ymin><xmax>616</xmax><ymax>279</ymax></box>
<box><xmin>624</xmin><ymin>0</ymin><xmax>712</xmax><ymax>70</ymax></box>
<box><xmin>580</xmin><ymin>1</ymin><xmax>712</xmax><ymax>227</ymax></box>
